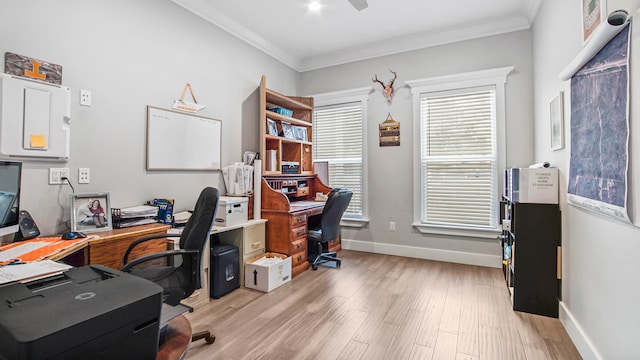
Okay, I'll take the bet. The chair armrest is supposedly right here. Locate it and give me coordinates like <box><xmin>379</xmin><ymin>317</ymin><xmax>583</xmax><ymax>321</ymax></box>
<box><xmin>123</xmin><ymin>233</ymin><xmax>179</xmax><ymax>265</ymax></box>
<box><xmin>121</xmin><ymin>249</ymin><xmax>198</xmax><ymax>272</ymax></box>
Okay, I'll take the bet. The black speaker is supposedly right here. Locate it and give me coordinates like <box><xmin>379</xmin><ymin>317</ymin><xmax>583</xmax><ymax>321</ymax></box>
<box><xmin>14</xmin><ymin>210</ymin><xmax>40</xmax><ymax>241</ymax></box>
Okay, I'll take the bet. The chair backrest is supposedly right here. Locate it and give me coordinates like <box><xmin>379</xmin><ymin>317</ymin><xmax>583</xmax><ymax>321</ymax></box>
<box><xmin>320</xmin><ymin>189</ymin><xmax>352</xmax><ymax>242</ymax></box>
<box><xmin>178</xmin><ymin>187</ymin><xmax>219</xmax><ymax>288</ymax></box>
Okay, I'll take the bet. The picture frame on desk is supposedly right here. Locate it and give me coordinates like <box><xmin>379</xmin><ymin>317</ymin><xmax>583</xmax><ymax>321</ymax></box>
<box><xmin>71</xmin><ymin>192</ymin><xmax>112</xmax><ymax>233</ymax></box>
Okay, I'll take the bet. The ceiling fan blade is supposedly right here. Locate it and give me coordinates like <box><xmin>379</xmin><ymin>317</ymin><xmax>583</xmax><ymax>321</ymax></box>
<box><xmin>348</xmin><ymin>0</ymin><xmax>368</xmax><ymax>11</ymax></box>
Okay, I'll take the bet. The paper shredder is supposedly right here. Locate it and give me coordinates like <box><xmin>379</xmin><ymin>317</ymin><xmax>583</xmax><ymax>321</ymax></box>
<box><xmin>210</xmin><ymin>244</ymin><xmax>239</xmax><ymax>298</ymax></box>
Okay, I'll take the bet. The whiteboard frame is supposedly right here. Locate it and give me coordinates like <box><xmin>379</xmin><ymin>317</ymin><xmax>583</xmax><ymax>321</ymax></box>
<box><xmin>146</xmin><ymin>106</ymin><xmax>222</xmax><ymax>171</ymax></box>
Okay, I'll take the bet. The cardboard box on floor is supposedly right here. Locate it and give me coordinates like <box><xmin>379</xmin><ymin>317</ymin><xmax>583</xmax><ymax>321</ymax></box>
<box><xmin>244</xmin><ymin>252</ymin><xmax>291</xmax><ymax>292</ymax></box>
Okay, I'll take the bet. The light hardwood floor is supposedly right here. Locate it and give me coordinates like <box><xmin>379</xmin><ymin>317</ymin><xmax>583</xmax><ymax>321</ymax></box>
<box><xmin>185</xmin><ymin>250</ymin><xmax>581</xmax><ymax>360</ymax></box>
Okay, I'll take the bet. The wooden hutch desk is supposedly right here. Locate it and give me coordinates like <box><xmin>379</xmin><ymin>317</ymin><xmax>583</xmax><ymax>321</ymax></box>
<box><xmin>261</xmin><ymin>174</ymin><xmax>333</xmax><ymax>277</ymax></box>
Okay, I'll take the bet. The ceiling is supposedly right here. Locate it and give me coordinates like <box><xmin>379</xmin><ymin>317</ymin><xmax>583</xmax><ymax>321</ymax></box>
<box><xmin>171</xmin><ymin>0</ymin><xmax>541</xmax><ymax>72</ymax></box>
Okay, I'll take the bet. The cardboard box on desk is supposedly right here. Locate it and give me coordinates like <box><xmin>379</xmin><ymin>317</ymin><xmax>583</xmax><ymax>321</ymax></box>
<box><xmin>215</xmin><ymin>196</ymin><xmax>248</xmax><ymax>227</ymax></box>
<box><xmin>244</xmin><ymin>253</ymin><xmax>291</xmax><ymax>292</ymax></box>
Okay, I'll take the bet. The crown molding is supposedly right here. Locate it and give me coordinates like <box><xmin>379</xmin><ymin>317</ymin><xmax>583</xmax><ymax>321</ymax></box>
<box><xmin>299</xmin><ymin>15</ymin><xmax>532</xmax><ymax>71</ymax></box>
<box><xmin>172</xmin><ymin>0</ymin><xmax>536</xmax><ymax>73</ymax></box>
<box><xmin>170</xmin><ymin>0</ymin><xmax>301</xmax><ymax>70</ymax></box>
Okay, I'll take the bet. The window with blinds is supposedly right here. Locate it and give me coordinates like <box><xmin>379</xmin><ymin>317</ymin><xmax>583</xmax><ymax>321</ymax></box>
<box><xmin>419</xmin><ymin>86</ymin><xmax>497</xmax><ymax>228</ymax></box>
<box><xmin>313</xmin><ymin>102</ymin><xmax>363</xmax><ymax>218</ymax></box>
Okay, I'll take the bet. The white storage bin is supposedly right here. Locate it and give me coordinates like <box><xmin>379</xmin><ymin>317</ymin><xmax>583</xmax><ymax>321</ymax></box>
<box><xmin>215</xmin><ymin>196</ymin><xmax>249</xmax><ymax>227</ymax></box>
<box><xmin>244</xmin><ymin>253</ymin><xmax>291</xmax><ymax>292</ymax></box>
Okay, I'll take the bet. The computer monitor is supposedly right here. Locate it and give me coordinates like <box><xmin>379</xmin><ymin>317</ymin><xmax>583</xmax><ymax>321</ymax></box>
<box><xmin>0</xmin><ymin>161</ymin><xmax>21</xmax><ymax>238</ymax></box>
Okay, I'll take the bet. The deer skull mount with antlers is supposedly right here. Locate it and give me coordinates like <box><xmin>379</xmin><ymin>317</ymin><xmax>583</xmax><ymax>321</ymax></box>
<box><xmin>373</xmin><ymin>70</ymin><xmax>397</xmax><ymax>102</ymax></box>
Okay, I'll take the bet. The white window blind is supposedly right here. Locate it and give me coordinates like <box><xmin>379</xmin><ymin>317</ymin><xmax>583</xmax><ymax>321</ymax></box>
<box><xmin>420</xmin><ymin>87</ymin><xmax>497</xmax><ymax>228</ymax></box>
<box><xmin>313</xmin><ymin>102</ymin><xmax>363</xmax><ymax>217</ymax></box>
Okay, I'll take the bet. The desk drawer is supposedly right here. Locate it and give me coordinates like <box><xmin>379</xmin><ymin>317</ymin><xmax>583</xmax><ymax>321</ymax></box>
<box><xmin>243</xmin><ymin>223</ymin><xmax>266</xmax><ymax>255</ymax></box>
<box><xmin>291</xmin><ymin>250</ymin><xmax>307</xmax><ymax>269</ymax></box>
<box><xmin>289</xmin><ymin>214</ymin><xmax>307</xmax><ymax>227</ymax></box>
<box><xmin>290</xmin><ymin>224</ymin><xmax>307</xmax><ymax>239</ymax></box>
<box><xmin>290</xmin><ymin>237</ymin><xmax>307</xmax><ymax>254</ymax></box>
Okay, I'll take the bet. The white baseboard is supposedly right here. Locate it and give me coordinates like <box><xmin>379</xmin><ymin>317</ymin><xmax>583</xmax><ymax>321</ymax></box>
<box><xmin>341</xmin><ymin>239</ymin><xmax>502</xmax><ymax>268</ymax></box>
<box><xmin>559</xmin><ymin>302</ymin><xmax>601</xmax><ymax>360</ymax></box>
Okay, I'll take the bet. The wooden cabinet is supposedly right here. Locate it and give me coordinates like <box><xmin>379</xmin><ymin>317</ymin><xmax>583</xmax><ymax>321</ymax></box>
<box><xmin>87</xmin><ymin>223</ymin><xmax>171</xmax><ymax>270</ymax></box>
<box><xmin>500</xmin><ymin>199</ymin><xmax>560</xmax><ymax>317</ymax></box>
<box><xmin>259</xmin><ymin>75</ymin><xmax>314</xmax><ymax>175</ymax></box>
<box><xmin>261</xmin><ymin>175</ymin><xmax>332</xmax><ymax>277</ymax></box>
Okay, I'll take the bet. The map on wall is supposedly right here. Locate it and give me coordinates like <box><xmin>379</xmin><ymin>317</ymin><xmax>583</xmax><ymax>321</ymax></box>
<box><xmin>568</xmin><ymin>24</ymin><xmax>631</xmax><ymax>223</ymax></box>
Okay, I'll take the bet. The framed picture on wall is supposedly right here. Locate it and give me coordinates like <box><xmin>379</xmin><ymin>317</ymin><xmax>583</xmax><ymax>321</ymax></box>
<box><xmin>550</xmin><ymin>92</ymin><xmax>564</xmax><ymax>151</ymax></box>
<box><xmin>582</xmin><ymin>0</ymin><xmax>605</xmax><ymax>44</ymax></box>
<box><xmin>71</xmin><ymin>192</ymin><xmax>112</xmax><ymax>233</ymax></box>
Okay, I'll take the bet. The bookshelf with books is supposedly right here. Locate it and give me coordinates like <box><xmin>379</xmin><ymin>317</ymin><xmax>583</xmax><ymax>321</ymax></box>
<box><xmin>259</xmin><ymin>75</ymin><xmax>314</xmax><ymax>175</ymax></box>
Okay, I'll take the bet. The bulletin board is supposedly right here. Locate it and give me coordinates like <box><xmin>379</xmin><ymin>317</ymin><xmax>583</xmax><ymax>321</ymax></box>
<box><xmin>146</xmin><ymin>106</ymin><xmax>222</xmax><ymax>170</ymax></box>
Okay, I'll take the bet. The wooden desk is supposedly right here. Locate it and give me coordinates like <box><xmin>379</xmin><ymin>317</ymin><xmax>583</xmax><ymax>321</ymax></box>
<box><xmin>0</xmin><ymin>224</ymin><xmax>172</xmax><ymax>270</ymax></box>
<box><xmin>156</xmin><ymin>315</ymin><xmax>192</xmax><ymax>360</ymax></box>
<box><xmin>87</xmin><ymin>223</ymin><xmax>171</xmax><ymax>270</ymax></box>
<box><xmin>261</xmin><ymin>175</ymin><xmax>332</xmax><ymax>277</ymax></box>
<box><xmin>0</xmin><ymin>236</ymin><xmax>91</xmax><ymax>264</ymax></box>
<box><xmin>168</xmin><ymin>219</ymin><xmax>267</xmax><ymax>309</ymax></box>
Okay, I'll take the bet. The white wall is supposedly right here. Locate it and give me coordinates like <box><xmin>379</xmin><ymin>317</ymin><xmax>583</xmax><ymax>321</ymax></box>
<box><xmin>0</xmin><ymin>0</ymin><xmax>298</xmax><ymax>236</ymax></box>
<box><xmin>300</xmin><ymin>30</ymin><xmax>534</xmax><ymax>267</ymax></box>
<box><xmin>532</xmin><ymin>0</ymin><xmax>640</xmax><ymax>358</ymax></box>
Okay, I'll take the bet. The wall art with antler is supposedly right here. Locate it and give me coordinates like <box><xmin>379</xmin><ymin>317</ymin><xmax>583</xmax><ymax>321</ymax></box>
<box><xmin>372</xmin><ymin>69</ymin><xmax>397</xmax><ymax>102</ymax></box>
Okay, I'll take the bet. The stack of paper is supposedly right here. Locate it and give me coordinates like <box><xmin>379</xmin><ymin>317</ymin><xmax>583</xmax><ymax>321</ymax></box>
<box><xmin>119</xmin><ymin>205</ymin><xmax>159</xmax><ymax>218</ymax></box>
<box><xmin>115</xmin><ymin>205</ymin><xmax>159</xmax><ymax>227</ymax></box>
<box><xmin>0</xmin><ymin>260</ymin><xmax>71</xmax><ymax>284</ymax></box>
<box><xmin>173</xmin><ymin>211</ymin><xmax>191</xmax><ymax>226</ymax></box>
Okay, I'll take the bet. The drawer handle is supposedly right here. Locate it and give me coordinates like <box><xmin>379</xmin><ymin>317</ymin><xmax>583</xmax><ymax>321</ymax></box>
<box><xmin>297</xmin><ymin>229</ymin><xmax>303</xmax><ymax>236</ymax></box>
<box><xmin>297</xmin><ymin>216</ymin><xmax>303</xmax><ymax>222</ymax></box>
<box><xmin>297</xmin><ymin>255</ymin><xmax>302</xmax><ymax>261</ymax></box>
<box><xmin>251</xmin><ymin>242</ymin><xmax>261</xmax><ymax>248</ymax></box>
<box><xmin>297</xmin><ymin>242</ymin><xmax>302</xmax><ymax>248</ymax></box>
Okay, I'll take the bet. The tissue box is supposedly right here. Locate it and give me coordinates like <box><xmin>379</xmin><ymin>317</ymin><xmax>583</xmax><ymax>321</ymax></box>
<box><xmin>215</xmin><ymin>196</ymin><xmax>248</xmax><ymax>227</ymax></box>
<box><xmin>244</xmin><ymin>253</ymin><xmax>291</xmax><ymax>292</ymax></box>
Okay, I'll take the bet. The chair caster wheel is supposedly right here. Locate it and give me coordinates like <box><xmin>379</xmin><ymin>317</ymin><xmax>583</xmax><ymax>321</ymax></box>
<box><xmin>312</xmin><ymin>264</ymin><xmax>318</xmax><ymax>270</ymax></box>
<box><xmin>336</xmin><ymin>261</ymin><xmax>341</xmax><ymax>268</ymax></box>
<box><xmin>205</xmin><ymin>335</ymin><xmax>216</xmax><ymax>344</ymax></box>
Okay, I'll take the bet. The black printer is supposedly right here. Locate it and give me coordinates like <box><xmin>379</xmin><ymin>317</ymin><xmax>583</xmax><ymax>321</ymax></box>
<box><xmin>0</xmin><ymin>265</ymin><xmax>163</xmax><ymax>360</ymax></box>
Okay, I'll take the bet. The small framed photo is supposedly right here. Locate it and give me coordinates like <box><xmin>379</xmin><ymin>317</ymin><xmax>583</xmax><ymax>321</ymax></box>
<box><xmin>281</xmin><ymin>121</ymin><xmax>294</xmax><ymax>139</ymax></box>
<box><xmin>267</xmin><ymin>118</ymin><xmax>278</xmax><ymax>136</ymax></box>
<box><xmin>294</xmin><ymin>126</ymin><xmax>308</xmax><ymax>142</ymax></box>
<box><xmin>71</xmin><ymin>192</ymin><xmax>112</xmax><ymax>233</ymax></box>
<box><xmin>582</xmin><ymin>0</ymin><xmax>605</xmax><ymax>44</ymax></box>
<box><xmin>550</xmin><ymin>91</ymin><xmax>564</xmax><ymax>151</ymax></box>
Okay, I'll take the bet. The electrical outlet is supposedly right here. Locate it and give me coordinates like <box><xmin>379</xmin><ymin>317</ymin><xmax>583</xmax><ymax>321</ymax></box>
<box><xmin>49</xmin><ymin>168</ymin><xmax>60</xmax><ymax>185</ymax></box>
<box><xmin>59</xmin><ymin>168</ymin><xmax>70</xmax><ymax>182</ymax></box>
<box><xmin>389</xmin><ymin>221</ymin><xmax>396</xmax><ymax>231</ymax></box>
<box><xmin>80</xmin><ymin>89</ymin><xmax>92</xmax><ymax>106</ymax></box>
<box><xmin>79</xmin><ymin>168</ymin><xmax>90</xmax><ymax>184</ymax></box>
<box><xmin>49</xmin><ymin>168</ymin><xmax>70</xmax><ymax>185</ymax></box>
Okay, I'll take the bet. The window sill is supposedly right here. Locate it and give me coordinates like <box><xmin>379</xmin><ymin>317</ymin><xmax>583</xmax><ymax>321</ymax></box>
<box><xmin>341</xmin><ymin>218</ymin><xmax>369</xmax><ymax>228</ymax></box>
<box><xmin>412</xmin><ymin>223</ymin><xmax>501</xmax><ymax>239</ymax></box>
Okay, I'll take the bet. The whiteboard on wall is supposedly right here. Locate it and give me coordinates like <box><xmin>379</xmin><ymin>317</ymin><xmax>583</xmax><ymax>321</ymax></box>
<box><xmin>146</xmin><ymin>106</ymin><xmax>222</xmax><ymax>170</ymax></box>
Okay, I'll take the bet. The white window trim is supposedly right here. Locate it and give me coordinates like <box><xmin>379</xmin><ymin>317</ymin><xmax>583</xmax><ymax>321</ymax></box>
<box><xmin>406</xmin><ymin>66</ymin><xmax>513</xmax><ymax>238</ymax></box>
<box><xmin>310</xmin><ymin>87</ymin><xmax>370</xmax><ymax>223</ymax></box>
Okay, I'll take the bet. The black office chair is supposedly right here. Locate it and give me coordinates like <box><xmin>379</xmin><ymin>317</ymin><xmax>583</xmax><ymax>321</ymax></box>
<box><xmin>307</xmin><ymin>188</ymin><xmax>352</xmax><ymax>270</ymax></box>
<box><xmin>121</xmin><ymin>187</ymin><xmax>219</xmax><ymax>344</ymax></box>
